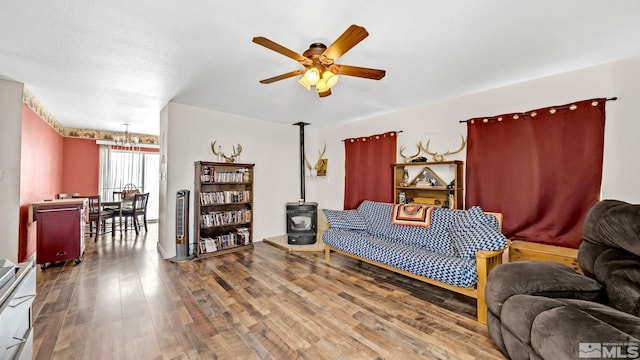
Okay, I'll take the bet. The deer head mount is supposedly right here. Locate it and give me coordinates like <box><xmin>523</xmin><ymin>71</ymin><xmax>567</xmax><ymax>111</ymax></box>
<box><xmin>304</xmin><ymin>143</ymin><xmax>327</xmax><ymax>176</ymax></box>
<box><xmin>399</xmin><ymin>144</ymin><xmax>422</xmax><ymax>163</ymax></box>
<box><xmin>211</xmin><ymin>141</ymin><xmax>242</xmax><ymax>163</ymax></box>
<box><xmin>418</xmin><ymin>135</ymin><xmax>467</xmax><ymax>162</ymax></box>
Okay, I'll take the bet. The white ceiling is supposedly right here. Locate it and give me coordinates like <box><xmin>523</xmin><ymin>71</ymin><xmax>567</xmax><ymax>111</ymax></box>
<box><xmin>2</xmin><ymin>1</ymin><xmax>640</xmax><ymax>135</ymax></box>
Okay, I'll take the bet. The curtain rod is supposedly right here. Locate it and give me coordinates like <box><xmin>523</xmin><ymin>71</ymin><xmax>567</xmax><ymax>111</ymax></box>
<box><xmin>342</xmin><ymin>130</ymin><xmax>403</xmax><ymax>142</ymax></box>
<box><xmin>457</xmin><ymin>97</ymin><xmax>618</xmax><ymax>124</ymax></box>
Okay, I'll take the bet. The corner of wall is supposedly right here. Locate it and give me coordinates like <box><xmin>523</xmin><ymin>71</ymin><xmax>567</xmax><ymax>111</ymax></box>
<box><xmin>0</xmin><ymin>79</ymin><xmax>24</xmax><ymax>262</ymax></box>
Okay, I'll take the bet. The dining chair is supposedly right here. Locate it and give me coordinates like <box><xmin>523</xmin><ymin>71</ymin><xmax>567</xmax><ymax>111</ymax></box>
<box><xmin>112</xmin><ymin>191</ymin><xmax>123</xmax><ymax>201</ymax></box>
<box><xmin>73</xmin><ymin>195</ymin><xmax>117</xmax><ymax>240</ymax></box>
<box><xmin>73</xmin><ymin>195</ymin><xmax>99</xmax><ymax>239</ymax></box>
<box><xmin>122</xmin><ymin>193</ymin><xmax>149</xmax><ymax>235</ymax></box>
<box><xmin>57</xmin><ymin>192</ymin><xmax>80</xmax><ymax>199</ymax></box>
<box><xmin>120</xmin><ymin>184</ymin><xmax>140</xmax><ymax>206</ymax></box>
<box><xmin>123</xmin><ymin>183</ymin><xmax>138</xmax><ymax>191</ymax></box>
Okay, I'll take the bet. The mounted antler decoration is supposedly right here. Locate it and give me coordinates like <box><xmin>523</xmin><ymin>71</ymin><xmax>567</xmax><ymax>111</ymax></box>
<box><xmin>211</xmin><ymin>141</ymin><xmax>243</xmax><ymax>163</ymax></box>
<box><xmin>399</xmin><ymin>145</ymin><xmax>422</xmax><ymax>163</ymax></box>
<box><xmin>304</xmin><ymin>144</ymin><xmax>327</xmax><ymax>176</ymax></box>
<box><xmin>419</xmin><ymin>135</ymin><xmax>467</xmax><ymax>162</ymax></box>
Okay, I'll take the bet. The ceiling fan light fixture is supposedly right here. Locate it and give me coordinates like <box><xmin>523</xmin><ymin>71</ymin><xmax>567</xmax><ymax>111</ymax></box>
<box><xmin>298</xmin><ymin>76</ymin><xmax>312</xmax><ymax>90</ymax></box>
<box><xmin>315</xmin><ymin>79</ymin><xmax>328</xmax><ymax>93</ymax></box>
<box><xmin>253</xmin><ymin>25</ymin><xmax>386</xmax><ymax>98</ymax></box>
<box><xmin>322</xmin><ymin>70</ymin><xmax>339</xmax><ymax>89</ymax></box>
<box><xmin>304</xmin><ymin>67</ymin><xmax>320</xmax><ymax>85</ymax></box>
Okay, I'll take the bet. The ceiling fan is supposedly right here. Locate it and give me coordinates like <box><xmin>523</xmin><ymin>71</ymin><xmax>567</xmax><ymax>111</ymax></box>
<box><xmin>252</xmin><ymin>24</ymin><xmax>386</xmax><ymax>98</ymax></box>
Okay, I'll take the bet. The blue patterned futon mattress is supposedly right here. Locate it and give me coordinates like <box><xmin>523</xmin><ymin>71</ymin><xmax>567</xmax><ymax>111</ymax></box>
<box><xmin>323</xmin><ymin>228</ymin><xmax>479</xmax><ymax>288</ymax></box>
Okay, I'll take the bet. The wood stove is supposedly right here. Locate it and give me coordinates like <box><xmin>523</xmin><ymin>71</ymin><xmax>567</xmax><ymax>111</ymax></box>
<box><xmin>287</xmin><ymin>122</ymin><xmax>318</xmax><ymax>245</ymax></box>
<box><xmin>286</xmin><ymin>202</ymin><xmax>318</xmax><ymax>245</ymax></box>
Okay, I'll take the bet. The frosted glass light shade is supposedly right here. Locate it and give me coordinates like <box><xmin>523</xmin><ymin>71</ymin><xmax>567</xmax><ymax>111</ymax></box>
<box><xmin>315</xmin><ymin>79</ymin><xmax>328</xmax><ymax>93</ymax></box>
<box><xmin>298</xmin><ymin>77</ymin><xmax>312</xmax><ymax>90</ymax></box>
<box><xmin>322</xmin><ymin>71</ymin><xmax>339</xmax><ymax>88</ymax></box>
<box><xmin>304</xmin><ymin>68</ymin><xmax>320</xmax><ymax>85</ymax></box>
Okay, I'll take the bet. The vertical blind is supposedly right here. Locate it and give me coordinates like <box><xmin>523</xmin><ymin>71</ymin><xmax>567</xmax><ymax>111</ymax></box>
<box><xmin>99</xmin><ymin>145</ymin><xmax>145</xmax><ymax>200</ymax></box>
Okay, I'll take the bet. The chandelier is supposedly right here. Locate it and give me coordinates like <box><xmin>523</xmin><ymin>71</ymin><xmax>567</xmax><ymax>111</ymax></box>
<box><xmin>114</xmin><ymin>124</ymin><xmax>140</xmax><ymax>150</ymax></box>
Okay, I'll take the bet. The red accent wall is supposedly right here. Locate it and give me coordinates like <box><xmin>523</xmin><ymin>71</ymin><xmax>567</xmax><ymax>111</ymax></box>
<box><xmin>18</xmin><ymin>105</ymin><xmax>151</xmax><ymax>261</ymax></box>
<box><xmin>62</xmin><ymin>137</ymin><xmax>99</xmax><ymax>195</ymax></box>
<box><xmin>19</xmin><ymin>105</ymin><xmax>64</xmax><ymax>261</ymax></box>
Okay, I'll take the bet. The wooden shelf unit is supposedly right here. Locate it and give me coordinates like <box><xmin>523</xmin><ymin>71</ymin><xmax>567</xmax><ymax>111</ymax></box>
<box><xmin>194</xmin><ymin>161</ymin><xmax>255</xmax><ymax>258</ymax></box>
<box><xmin>393</xmin><ymin>160</ymin><xmax>464</xmax><ymax>209</ymax></box>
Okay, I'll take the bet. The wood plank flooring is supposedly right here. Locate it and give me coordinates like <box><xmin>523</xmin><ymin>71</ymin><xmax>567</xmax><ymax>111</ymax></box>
<box><xmin>32</xmin><ymin>224</ymin><xmax>506</xmax><ymax>359</ymax></box>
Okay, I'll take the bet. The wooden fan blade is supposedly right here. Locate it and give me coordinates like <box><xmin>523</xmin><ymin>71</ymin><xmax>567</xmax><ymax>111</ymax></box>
<box><xmin>321</xmin><ymin>25</ymin><xmax>369</xmax><ymax>61</ymax></box>
<box><xmin>259</xmin><ymin>69</ymin><xmax>305</xmax><ymax>84</ymax></box>
<box><xmin>252</xmin><ymin>36</ymin><xmax>312</xmax><ymax>65</ymax></box>
<box><xmin>332</xmin><ymin>64</ymin><xmax>386</xmax><ymax>80</ymax></box>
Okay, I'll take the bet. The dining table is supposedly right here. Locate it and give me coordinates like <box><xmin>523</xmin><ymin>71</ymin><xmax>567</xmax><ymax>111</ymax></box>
<box><xmin>102</xmin><ymin>200</ymin><xmax>124</xmax><ymax>234</ymax></box>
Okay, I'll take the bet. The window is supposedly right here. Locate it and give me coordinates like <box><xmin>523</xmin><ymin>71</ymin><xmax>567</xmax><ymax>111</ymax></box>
<box><xmin>99</xmin><ymin>146</ymin><xmax>159</xmax><ymax>220</ymax></box>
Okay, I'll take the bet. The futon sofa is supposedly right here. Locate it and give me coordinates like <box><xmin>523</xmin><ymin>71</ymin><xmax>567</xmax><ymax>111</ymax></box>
<box><xmin>321</xmin><ymin>200</ymin><xmax>508</xmax><ymax>323</ymax></box>
<box><xmin>485</xmin><ymin>199</ymin><xmax>640</xmax><ymax>360</ymax></box>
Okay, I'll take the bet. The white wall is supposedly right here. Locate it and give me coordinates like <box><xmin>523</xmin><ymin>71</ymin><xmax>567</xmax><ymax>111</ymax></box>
<box><xmin>312</xmin><ymin>54</ymin><xmax>640</xmax><ymax>210</ymax></box>
<box><xmin>0</xmin><ymin>79</ymin><xmax>23</xmax><ymax>263</ymax></box>
<box><xmin>159</xmin><ymin>102</ymin><xmax>300</xmax><ymax>258</ymax></box>
<box><xmin>157</xmin><ymin>105</ymin><xmax>169</xmax><ymax>257</ymax></box>
<box><xmin>605</xmin><ymin>55</ymin><xmax>640</xmax><ymax>201</ymax></box>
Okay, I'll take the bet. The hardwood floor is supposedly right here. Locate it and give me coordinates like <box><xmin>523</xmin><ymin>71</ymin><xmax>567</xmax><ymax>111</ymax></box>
<box><xmin>32</xmin><ymin>224</ymin><xmax>506</xmax><ymax>359</ymax></box>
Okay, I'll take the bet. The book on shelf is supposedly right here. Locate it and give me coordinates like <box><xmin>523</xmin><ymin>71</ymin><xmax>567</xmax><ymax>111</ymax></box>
<box><xmin>236</xmin><ymin>227</ymin><xmax>250</xmax><ymax>245</ymax></box>
<box><xmin>200</xmin><ymin>236</ymin><xmax>218</xmax><ymax>253</ymax></box>
<box><xmin>200</xmin><ymin>209</ymin><xmax>252</xmax><ymax>227</ymax></box>
<box><xmin>200</xmin><ymin>166</ymin><xmax>215</xmax><ymax>183</ymax></box>
<box><xmin>200</xmin><ymin>229</ymin><xmax>250</xmax><ymax>252</ymax></box>
<box><xmin>200</xmin><ymin>191</ymin><xmax>250</xmax><ymax>205</ymax></box>
<box><xmin>210</xmin><ymin>168</ymin><xmax>250</xmax><ymax>183</ymax></box>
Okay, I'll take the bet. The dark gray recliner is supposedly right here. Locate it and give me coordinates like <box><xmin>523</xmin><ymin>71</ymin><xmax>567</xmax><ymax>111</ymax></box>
<box><xmin>485</xmin><ymin>200</ymin><xmax>640</xmax><ymax>360</ymax></box>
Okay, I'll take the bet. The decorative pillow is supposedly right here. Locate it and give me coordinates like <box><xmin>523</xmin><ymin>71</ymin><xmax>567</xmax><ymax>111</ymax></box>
<box><xmin>449</xmin><ymin>206</ymin><xmax>507</xmax><ymax>259</ymax></box>
<box><xmin>483</xmin><ymin>213</ymin><xmax>500</xmax><ymax>230</ymax></box>
<box><xmin>391</xmin><ymin>204</ymin><xmax>434</xmax><ymax>228</ymax></box>
<box><xmin>322</xmin><ymin>209</ymin><xmax>368</xmax><ymax>231</ymax></box>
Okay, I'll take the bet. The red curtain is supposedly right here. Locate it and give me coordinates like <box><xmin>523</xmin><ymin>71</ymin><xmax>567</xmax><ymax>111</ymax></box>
<box><xmin>344</xmin><ymin>131</ymin><xmax>398</xmax><ymax>209</ymax></box>
<box><xmin>466</xmin><ymin>98</ymin><xmax>606</xmax><ymax>248</ymax></box>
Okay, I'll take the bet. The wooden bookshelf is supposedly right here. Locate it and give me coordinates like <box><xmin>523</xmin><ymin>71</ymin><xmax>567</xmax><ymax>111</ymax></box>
<box><xmin>194</xmin><ymin>161</ymin><xmax>255</xmax><ymax>258</ymax></box>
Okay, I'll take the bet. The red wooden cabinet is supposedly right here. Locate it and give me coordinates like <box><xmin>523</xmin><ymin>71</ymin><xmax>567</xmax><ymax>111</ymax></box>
<box><xmin>30</xmin><ymin>199</ymin><xmax>87</xmax><ymax>269</ymax></box>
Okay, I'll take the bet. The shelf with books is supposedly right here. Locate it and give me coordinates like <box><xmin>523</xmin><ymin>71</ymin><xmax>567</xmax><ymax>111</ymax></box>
<box><xmin>393</xmin><ymin>160</ymin><xmax>464</xmax><ymax>209</ymax></box>
<box><xmin>194</xmin><ymin>161</ymin><xmax>255</xmax><ymax>258</ymax></box>
<box><xmin>199</xmin><ymin>190</ymin><xmax>251</xmax><ymax>205</ymax></box>
<box><xmin>199</xmin><ymin>227</ymin><xmax>251</xmax><ymax>254</ymax></box>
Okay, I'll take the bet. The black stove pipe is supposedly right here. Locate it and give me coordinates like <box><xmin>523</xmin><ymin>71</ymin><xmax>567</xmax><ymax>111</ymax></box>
<box><xmin>293</xmin><ymin>122</ymin><xmax>310</xmax><ymax>201</ymax></box>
